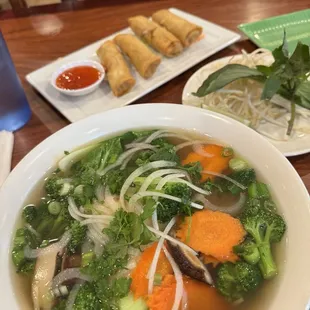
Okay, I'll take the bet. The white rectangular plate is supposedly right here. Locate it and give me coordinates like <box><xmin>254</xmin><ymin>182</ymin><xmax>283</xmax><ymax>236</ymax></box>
<box><xmin>26</xmin><ymin>8</ymin><xmax>240</xmax><ymax>122</ymax></box>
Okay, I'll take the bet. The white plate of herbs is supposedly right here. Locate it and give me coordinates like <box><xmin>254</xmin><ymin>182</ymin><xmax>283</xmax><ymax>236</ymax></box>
<box><xmin>182</xmin><ymin>34</ymin><xmax>310</xmax><ymax>157</ymax></box>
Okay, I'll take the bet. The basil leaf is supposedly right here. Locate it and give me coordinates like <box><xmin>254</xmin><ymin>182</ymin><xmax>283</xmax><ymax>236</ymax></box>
<box><xmin>192</xmin><ymin>64</ymin><xmax>264</xmax><ymax>97</ymax></box>
<box><xmin>289</xmin><ymin>41</ymin><xmax>310</xmax><ymax>76</ymax></box>
<box><xmin>261</xmin><ymin>76</ymin><xmax>282</xmax><ymax>100</ymax></box>
<box><xmin>256</xmin><ymin>65</ymin><xmax>272</xmax><ymax>76</ymax></box>
<box><xmin>272</xmin><ymin>30</ymin><xmax>289</xmax><ymax>65</ymax></box>
<box><xmin>295</xmin><ymin>81</ymin><xmax>310</xmax><ymax>109</ymax></box>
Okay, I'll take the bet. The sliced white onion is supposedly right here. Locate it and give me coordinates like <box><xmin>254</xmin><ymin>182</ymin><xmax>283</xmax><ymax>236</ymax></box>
<box><xmin>24</xmin><ymin>231</ymin><xmax>71</xmax><ymax>259</ymax></box>
<box><xmin>144</xmin><ymin>130</ymin><xmax>192</xmax><ymax>144</ymax></box>
<box><xmin>182</xmin><ymin>289</ymin><xmax>188</xmax><ymax>310</ymax></box>
<box><xmin>68</xmin><ymin>198</ymin><xmax>83</xmax><ymax>222</ymax></box>
<box><xmin>163</xmin><ymin>247</ymin><xmax>183</xmax><ymax>310</ymax></box>
<box><xmin>192</xmin><ymin>144</ymin><xmax>213</xmax><ymax>158</ymax></box>
<box><xmin>52</xmin><ymin>268</ymin><xmax>91</xmax><ymax>291</ymax></box>
<box><xmin>68</xmin><ymin>197</ymin><xmax>113</xmax><ymax>220</ymax></box>
<box><xmin>156</xmin><ymin>174</ymin><xmax>187</xmax><ymax>190</ymax></box>
<box><xmin>58</xmin><ymin>145</ymin><xmax>97</xmax><ymax>173</ymax></box>
<box><xmin>193</xmin><ymin>193</ymin><xmax>246</xmax><ymax>216</ymax></box>
<box><xmin>146</xmin><ymin>225</ymin><xmax>197</xmax><ymax>257</ymax></box>
<box><xmin>148</xmin><ymin>218</ymin><xmax>176</xmax><ymax>294</ymax></box>
<box><xmin>139</xmin><ymin>169</ymin><xmax>190</xmax><ymax>193</ymax></box>
<box><xmin>129</xmin><ymin>191</ymin><xmax>203</xmax><ymax>210</ymax></box>
<box><xmin>125</xmin><ymin>142</ymin><xmax>157</xmax><ymax>150</ymax></box>
<box><xmin>201</xmin><ymin>170</ymin><xmax>246</xmax><ymax>190</ymax></box>
<box><xmin>97</xmin><ymin>145</ymin><xmax>156</xmax><ymax>176</ymax></box>
<box><xmin>152</xmin><ymin>208</ymin><xmax>159</xmax><ymax>230</ymax></box>
<box><xmin>172</xmin><ymin>178</ymin><xmax>211</xmax><ymax>195</ymax></box>
<box><xmin>65</xmin><ymin>282</ymin><xmax>84</xmax><ymax>310</ymax></box>
<box><xmin>25</xmin><ymin>224</ymin><xmax>41</xmax><ymax>239</ymax></box>
<box><xmin>120</xmin><ymin>161</ymin><xmax>177</xmax><ymax>210</ymax></box>
<box><xmin>174</xmin><ymin>140</ymin><xmax>205</xmax><ymax>152</ymax></box>
<box><xmin>144</xmin><ymin>130</ymin><xmax>168</xmax><ymax>143</ymax></box>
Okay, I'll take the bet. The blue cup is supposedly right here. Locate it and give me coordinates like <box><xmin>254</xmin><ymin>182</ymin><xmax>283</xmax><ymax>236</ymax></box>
<box><xmin>0</xmin><ymin>31</ymin><xmax>31</xmax><ymax>131</ymax></box>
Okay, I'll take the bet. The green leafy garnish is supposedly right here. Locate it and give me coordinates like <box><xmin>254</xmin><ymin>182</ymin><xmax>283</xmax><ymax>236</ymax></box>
<box><xmin>193</xmin><ymin>32</ymin><xmax>310</xmax><ymax>135</ymax></box>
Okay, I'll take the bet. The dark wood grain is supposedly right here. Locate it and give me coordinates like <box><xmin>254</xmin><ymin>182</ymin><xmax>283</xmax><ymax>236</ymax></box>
<box><xmin>0</xmin><ymin>0</ymin><xmax>309</xmax><ymax>192</ymax></box>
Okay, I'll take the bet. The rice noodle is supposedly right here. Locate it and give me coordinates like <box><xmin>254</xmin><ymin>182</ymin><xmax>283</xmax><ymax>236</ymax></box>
<box><xmin>148</xmin><ymin>218</ymin><xmax>176</xmax><ymax>294</ymax></box>
<box><xmin>146</xmin><ymin>225</ymin><xmax>197</xmax><ymax>257</ymax></box>
<box><xmin>201</xmin><ymin>171</ymin><xmax>246</xmax><ymax>190</ymax></box>
<box><xmin>120</xmin><ymin>161</ymin><xmax>177</xmax><ymax>210</ymax></box>
<box><xmin>139</xmin><ymin>169</ymin><xmax>191</xmax><ymax>193</ymax></box>
<box><xmin>193</xmin><ymin>193</ymin><xmax>246</xmax><ymax>215</ymax></box>
<box><xmin>163</xmin><ymin>247</ymin><xmax>183</xmax><ymax>310</ymax></box>
<box><xmin>51</xmin><ymin>268</ymin><xmax>91</xmax><ymax>290</ymax></box>
<box><xmin>129</xmin><ymin>191</ymin><xmax>204</xmax><ymax>210</ymax></box>
<box><xmin>80</xmin><ymin>218</ymin><xmax>112</xmax><ymax>225</ymax></box>
<box><xmin>24</xmin><ymin>231</ymin><xmax>71</xmax><ymax>259</ymax></box>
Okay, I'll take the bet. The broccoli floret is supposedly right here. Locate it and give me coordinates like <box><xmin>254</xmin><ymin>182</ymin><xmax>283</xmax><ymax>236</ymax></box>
<box><xmin>73</xmin><ymin>283</ymin><xmax>101</xmax><ymax>310</ymax></box>
<box><xmin>157</xmin><ymin>182</ymin><xmax>192</xmax><ymax>223</ymax></box>
<box><xmin>135</xmin><ymin>150</ymin><xmax>154</xmax><ymax>166</ymax></box>
<box><xmin>240</xmin><ymin>205</ymin><xmax>286</xmax><ymax>279</ymax></box>
<box><xmin>45</xmin><ymin>175</ymin><xmax>73</xmax><ymax>200</ymax></box>
<box><xmin>103</xmin><ymin>168</ymin><xmax>133</xmax><ymax>195</ymax></box>
<box><xmin>48</xmin><ymin>205</ymin><xmax>73</xmax><ymax>239</ymax></box>
<box><xmin>12</xmin><ymin>228</ymin><xmax>39</xmax><ymax>274</ymax></box>
<box><xmin>233</xmin><ymin>238</ymin><xmax>260</xmax><ymax>265</ymax></box>
<box><xmin>217</xmin><ymin>168</ymin><xmax>256</xmax><ymax>195</ymax></box>
<box><xmin>67</xmin><ymin>221</ymin><xmax>87</xmax><ymax>254</ymax></box>
<box><xmin>22</xmin><ymin>204</ymin><xmax>37</xmax><ymax>226</ymax></box>
<box><xmin>216</xmin><ymin>261</ymin><xmax>262</xmax><ymax>301</ymax></box>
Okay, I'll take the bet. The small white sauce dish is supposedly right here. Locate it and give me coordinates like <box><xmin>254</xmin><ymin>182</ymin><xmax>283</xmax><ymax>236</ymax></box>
<box><xmin>50</xmin><ymin>60</ymin><xmax>105</xmax><ymax>97</ymax></box>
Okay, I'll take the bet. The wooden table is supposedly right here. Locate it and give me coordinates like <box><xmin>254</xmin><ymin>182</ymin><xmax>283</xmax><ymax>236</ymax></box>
<box><xmin>0</xmin><ymin>0</ymin><xmax>309</xmax><ymax>192</ymax></box>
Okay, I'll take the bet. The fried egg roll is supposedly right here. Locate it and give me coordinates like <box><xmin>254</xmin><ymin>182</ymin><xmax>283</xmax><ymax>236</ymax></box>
<box><xmin>152</xmin><ymin>9</ymin><xmax>203</xmax><ymax>47</ymax></box>
<box><xmin>96</xmin><ymin>40</ymin><xmax>135</xmax><ymax>97</ymax></box>
<box><xmin>128</xmin><ymin>15</ymin><xmax>183</xmax><ymax>57</ymax></box>
<box><xmin>114</xmin><ymin>34</ymin><xmax>161</xmax><ymax>79</ymax></box>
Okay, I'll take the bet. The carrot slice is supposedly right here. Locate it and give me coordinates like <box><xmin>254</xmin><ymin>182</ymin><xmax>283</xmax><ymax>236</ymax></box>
<box><xmin>147</xmin><ymin>274</ymin><xmax>176</xmax><ymax>310</ymax></box>
<box><xmin>147</xmin><ymin>275</ymin><xmax>232</xmax><ymax>310</ymax></box>
<box><xmin>130</xmin><ymin>242</ymin><xmax>173</xmax><ymax>299</ymax></box>
<box><xmin>176</xmin><ymin>209</ymin><xmax>245</xmax><ymax>262</ymax></box>
<box><xmin>181</xmin><ymin>145</ymin><xmax>232</xmax><ymax>182</ymax></box>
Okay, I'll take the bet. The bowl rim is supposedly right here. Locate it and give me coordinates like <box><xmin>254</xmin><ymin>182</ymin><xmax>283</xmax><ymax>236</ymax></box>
<box><xmin>50</xmin><ymin>59</ymin><xmax>105</xmax><ymax>95</ymax></box>
<box><xmin>1</xmin><ymin>103</ymin><xmax>310</xmax><ymax>310</ymax></box>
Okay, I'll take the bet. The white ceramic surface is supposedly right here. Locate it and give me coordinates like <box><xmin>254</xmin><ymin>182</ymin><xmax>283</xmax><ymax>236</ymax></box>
<box><xmin>26</xmin><ymin>7</ymin><xmax>240</xmax><ymax>122</ymax></box>
<box><xmin>0</xmin><ymin>104</ymin><xmax>310</xmax><ymax>310</ymax></box>
<box><xmin>182</xmin><ymin>55</ymin><xmax>310</xmax><ymax>157</ymax></box>
<box><xmin>51</xmin><ymin>60</ymin><xmax>105</xmax><ymax>96</ymax></box>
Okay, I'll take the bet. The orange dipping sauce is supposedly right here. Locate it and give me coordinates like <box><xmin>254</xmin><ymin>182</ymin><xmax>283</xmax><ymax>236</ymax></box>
<box><xmin>56</xmin><ymin>66</ymin><xmax>102</xmax><ymax>90</ymax></box>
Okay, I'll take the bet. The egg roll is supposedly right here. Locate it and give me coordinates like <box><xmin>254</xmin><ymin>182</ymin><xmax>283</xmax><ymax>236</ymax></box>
<box><xmin>114</xmin><ymin>34</ymin><xmax>161</xmax><ymax>79</ymax></box>
<box><xmin>96</xmin><ymin>40</ymin><xmax>135</xmax><ymax>97</ymax></box>
<box><xmin>128</xmin><ymin>15</ymin><xmax>183</xmax><ymax>57</ymax></box>
<box><xmin>152</xmin><ymin>9</ymin><xmax>203</xmax><ymax>47</ymax></box>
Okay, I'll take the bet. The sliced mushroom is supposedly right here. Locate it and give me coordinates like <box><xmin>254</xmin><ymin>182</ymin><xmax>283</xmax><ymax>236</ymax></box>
<box><xmin>167</xmin><ymin>241</ymin><xmax>213</xmax><ymax>285</ymax></box>
<box><xmin>32</xmin><ymin>247</ymin><xmax>59</xmax><ymax>310</ymax></box>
